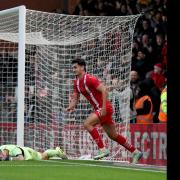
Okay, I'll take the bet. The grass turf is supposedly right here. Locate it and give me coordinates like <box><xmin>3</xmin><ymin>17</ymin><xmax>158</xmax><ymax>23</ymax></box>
<box><xmin>0</xmin><ymin>160</ymin><xmax>166</xmax><ymax>180</ymax></box>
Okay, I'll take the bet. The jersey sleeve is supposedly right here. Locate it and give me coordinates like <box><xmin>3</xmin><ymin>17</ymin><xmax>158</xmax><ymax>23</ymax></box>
<box><xmin>86</xmin><ymin>75</ymin><xmax>101</xmax><ymax>89</ymax></box>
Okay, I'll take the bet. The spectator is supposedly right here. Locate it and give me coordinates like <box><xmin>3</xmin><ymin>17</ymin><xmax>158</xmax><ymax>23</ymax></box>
<box><xmin>149</xmin><ymin>63</ymin><xmax>166</xmax><ymax>91</ymax></box>
<box><xmin>141</xmin><ymin>34</ymin><xmax>153</xmax><ymax>54</ymax></box>
<box><xmin>141</xmin><ymin>78</ymin><xmax>161</xmax><ymax>123</ymax></box>
<box><xmin>134</xmin><ymin>80</ymin><xmax>154</xmax><ymax>124</ymax></box>
<box><xmin>153</xmin><ymin>33</ymin><xmax>165</xmax><ymax>64</ymax></box>
<box><xmin>130</xmin><ymin>70</ymin><xmax>140</xmax><ymax>123</ymax></box>
<box><xmin>141</xmin><ymin>34</ymin><xmax>154</xmax><ymax>69</ymax></box>
<box><xmin>158</xmin><ymin>85</ymin><xmax>167</xmax><ymax>123</ymax></box>
<box><xmin>131</xmin><ymin>48</ymin><xmax>150</xmax><ymax>80</ymax></box>
<box><xmin>139</xmin><ymin>19</ymin><xmax>154</xmax><ymax>39</ymax></box>
<box><xmin>151</xmin><ymin>10</ymin><xmax>165</xmax><ymax>35</ymax></box>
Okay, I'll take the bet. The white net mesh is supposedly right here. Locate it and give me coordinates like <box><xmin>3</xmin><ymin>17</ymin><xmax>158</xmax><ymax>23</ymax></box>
<box><xmin>0</xmin><ymin>8</ymin><xmax>140</xmax><ymax>161</ymax></box>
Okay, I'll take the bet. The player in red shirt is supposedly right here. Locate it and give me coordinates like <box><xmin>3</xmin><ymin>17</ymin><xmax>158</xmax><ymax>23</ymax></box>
<box><xmin>66</xmin><ymin>58</ymin><xmax>142</xmax><ymax>163</ymax></box>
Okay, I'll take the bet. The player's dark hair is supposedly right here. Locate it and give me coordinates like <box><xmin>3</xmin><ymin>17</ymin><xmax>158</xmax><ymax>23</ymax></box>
<box><xmin>72</xmin><ymin>58</ymin><xmax>86</xmax><ymax>71</ymax></box>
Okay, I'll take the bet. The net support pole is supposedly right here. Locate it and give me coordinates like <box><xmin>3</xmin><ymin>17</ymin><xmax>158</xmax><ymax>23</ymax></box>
<box><xmin>16</xmin><ymin>5</ymin><xmax>26</xmax><ymax>146</ymax></box>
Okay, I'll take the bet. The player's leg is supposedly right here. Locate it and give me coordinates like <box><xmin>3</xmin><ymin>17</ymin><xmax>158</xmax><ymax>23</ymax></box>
<box><xmin>84</xmin><ymin>112</ymin><xmax>105</xmax><ymax>149</ymax></box>
<box><xmin>103</xmin><ymin>123</ymin><xmax>135</xmax><ymax>152</ymax></box>
<box><xmin>103</xmin><ymin>123</ymin><xmax>143</xmax><ymax>163</ymax></box>
<box><xmin>22</xmin><ymin>147</ymin><xmax>41</xmax><ymax>160</ymax></box>
<box><xmin>84</xmin><ymin>112</ymin><xmax>110</xmax><ymax>160</ymax></box>
<box><xmin>100</xmin><ymin>102</ymin><xmax>143</xmax><ymax>163</ymax></box>
<box><xmin>43</xmin><ymin>147</ymin><xmax>68</xmax><ymax>160</ymax></box>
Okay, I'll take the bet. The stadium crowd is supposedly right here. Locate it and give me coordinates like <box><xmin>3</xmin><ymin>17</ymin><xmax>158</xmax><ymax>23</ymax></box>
<box><xmin>0</xmin><ymin>0</ymin><xmax>167</xmax><ymax>124</ymax></box>
<box><xmin>71</xmin><ymin>0</ymin><xmax>167</xmax><ymax>124</ymax></box>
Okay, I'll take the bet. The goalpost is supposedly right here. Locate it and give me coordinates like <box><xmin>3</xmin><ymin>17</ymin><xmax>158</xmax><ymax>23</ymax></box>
<box><xmin>0</xmin><ymin>6</ymin><xmax>141</xmax><ymax>161</ymax></box>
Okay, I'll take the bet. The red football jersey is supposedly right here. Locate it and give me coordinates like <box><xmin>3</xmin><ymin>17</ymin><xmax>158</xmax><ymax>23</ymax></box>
<box><xmin>74</xmin><ymin>73</ymin><xmax>109</xmax><ymax>110</ymax></box>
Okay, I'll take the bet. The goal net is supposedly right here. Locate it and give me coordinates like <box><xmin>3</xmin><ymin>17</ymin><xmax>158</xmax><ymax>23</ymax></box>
<box><xmin>0</xmin><ymin>6</ymin><xmax>140</xmax><ymax>162</ymax></box>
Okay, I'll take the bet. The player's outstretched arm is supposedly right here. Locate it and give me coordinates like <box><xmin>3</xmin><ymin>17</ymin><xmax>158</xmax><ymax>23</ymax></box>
<box><xmin>65</xmin><ymin>93</ymin><xmax>80</xmax><ymax>112</ymax></box>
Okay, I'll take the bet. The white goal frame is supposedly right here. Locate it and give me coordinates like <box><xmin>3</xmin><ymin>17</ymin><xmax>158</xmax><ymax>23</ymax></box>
<box><xmin>0</xmin><ymin>5</ymin><xmax>142</xmax><ymax>161</ymax></box>
<box><xmin>0</xmin><ymin>5</ymin><xmax>26</xmax><ymax>146</ymax></box>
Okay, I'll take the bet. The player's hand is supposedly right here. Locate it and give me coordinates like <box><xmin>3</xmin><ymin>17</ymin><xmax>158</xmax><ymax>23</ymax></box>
<box><xmin>100</xmin><ymin>108</ymin><xmax>107</xmax><ymax>117</ymax></box>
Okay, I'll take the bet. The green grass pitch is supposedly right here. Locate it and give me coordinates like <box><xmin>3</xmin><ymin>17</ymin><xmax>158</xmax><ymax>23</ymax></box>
<box><xmin>0</xmin><ymin>160</ymin><xmax>166</xmax><ymax>180</ymax></box>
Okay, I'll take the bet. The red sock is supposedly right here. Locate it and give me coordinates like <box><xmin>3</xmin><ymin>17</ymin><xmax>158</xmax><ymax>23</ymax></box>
<box><xmin>115</xmin><ymin>134</ymin><xmax>135</xmax><ymax>153</ymax></box>
<box><xmin>89</xmin><ymin>128</ymin><xmax>104</xmax><ymax>149</ymax></box>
